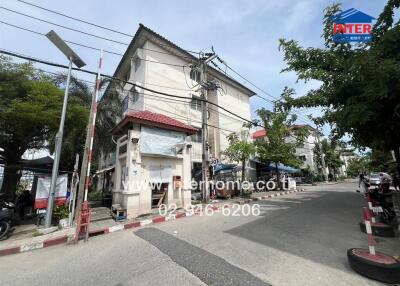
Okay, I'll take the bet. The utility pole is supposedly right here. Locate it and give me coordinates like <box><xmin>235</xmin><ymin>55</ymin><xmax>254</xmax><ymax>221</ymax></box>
<box><xmin>198</xmin><ymin>52</ymin><xmax>217</xmax><ymax>203</ymax></box>
<box><xmin>44</xmin><ymin>30</ymin><xmax>86</xmax><ymax>228</ymax></box>
<box><xmin>316</xmin><ymin>128</ymin><xmax>328</xmax><ymax>182</ymax></box>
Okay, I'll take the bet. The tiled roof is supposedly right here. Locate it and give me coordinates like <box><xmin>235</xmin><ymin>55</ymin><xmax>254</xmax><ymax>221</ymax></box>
<box><xmin>111</xmin><ymin>110</ymin><xmax>198</xmax><ymax>134</ymax></box>
<box><xmin>108</xmin><ymin>23</ymin><xmax>256</xmax><ymax>97</ymax></box>
<box><xmin>252</xmin><ymin>124</ymin><xmax>315</xmax><ymax>139</ymax></box>
<box><xmin>252</xmin><ymin>129</ymin><xmax>267</xmax><ymax>139</ymax></box>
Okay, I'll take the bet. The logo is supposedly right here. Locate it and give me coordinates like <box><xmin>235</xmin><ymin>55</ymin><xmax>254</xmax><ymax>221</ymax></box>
<box><xmin>332</xmin><ymin>8</ymin><xmax>375</xmax><ymax>42</ymax></box>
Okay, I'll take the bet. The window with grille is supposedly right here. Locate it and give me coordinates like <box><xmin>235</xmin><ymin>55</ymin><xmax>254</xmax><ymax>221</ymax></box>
<box><xmin>190</xmin><ymin>68</ymin><xmax>201</xmax><ymax>83</ymax></box>
<box><xmin>190</xmin><ymin>130</ymin><xmax>202</xmax><ymax>142</ymax></box>
<box><xmin>190</xmin><ymin>95</ymin><xmax>202</xmax><ymax>111</ymax></box>
<box><xmin>134</xmin><ymin>57</ymin><xmax>141</xmax><ymax>72</ymax></box>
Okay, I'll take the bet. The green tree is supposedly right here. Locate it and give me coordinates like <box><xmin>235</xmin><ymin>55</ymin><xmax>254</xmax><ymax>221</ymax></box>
<box><xmin>368</xmin><ymin>149</ymin><xmax>396</xmax><ymax>174</ymax></box>
<box><xmin>347</xmin><ymin>156</ymin><xmax>370</xmax><ymax>177</ymax></box>
<box><xmin>222</xmin><ymin>127</ymin><xmax>255</xmax><ymax>191</ymax></box>
<box><xmin>52</xmin><ymin>74</ymin><xmax>122</xmax><ymax>169</ymax></box>
<box><xmin>279</xmin><ymin>1</ymin><xmax>400</xmax><ymax>177</ymax></box>
<box><xmin>0</xmin><ymin>57</ymin><xmax>88</xmax><ymax>201</ymax></box>
<box><xmin>255</xmin><ymin>88</ymin><xmax>309</xmax><ymax>189</ymax></box>
<box><xmin>320</xmin><ymin>139</ymin><xmax>343</xmax><ymax>179</ymax></box>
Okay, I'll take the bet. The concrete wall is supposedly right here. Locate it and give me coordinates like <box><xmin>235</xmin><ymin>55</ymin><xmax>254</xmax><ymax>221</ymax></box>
<box><xmin>113</xmin><ymin>124</ymin><xmax>192</xmax><ymax>218</ymax></box>
<box><xmin>142</xmin><ymin>41</ymin><xmax>202</xmax><ymax>128</ymax></box>
<box><xmin>215</xmin><ymin>82</ymin><xmax>252</xmax><ymax>159</ymax></box>
<box><xmin>294</xmin><ymin>133</ymin><xmax>318</xmax><ymax>172</ymax></box>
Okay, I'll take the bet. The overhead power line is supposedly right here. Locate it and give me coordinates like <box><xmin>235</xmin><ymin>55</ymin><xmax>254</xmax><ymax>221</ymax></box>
<box><xmin>1</xmin><ymin>7</ymin><xmax>130</xmax><ymax>45</ymax></box>
<box><xmin>15</xmin><ymin>0</ymin><xmax>134</xmax><ymax>37</ymax></box>
<box><xmin>7</xmin><ymin>1</ymin><xmax>201</xmax><ymax>55</ymax></box>
<box><xmin>5</xmin><ymin>2</ymin><xmax>314</xmax><ymax>126</ymax></box>
<box><xmin>0</xmin><ymin>21</ymin><xmax>191</xmax><ymax>68</ymax></box>
<box><xmin>0</xmin><ymin>55</ymin><xmax>195</xmax><ymax>93</ymax></box>
<box><xmin>0</xmin><ymin>49</ymin><xmax>253</xmax><ymax>126</ymax></box>
<box><xmin>1</xmin><ymin>10</ymin><xmax>298</xmax><ymax>117</ymax></box>
<box><xmin>215</xmin><ymin>56</ymin><xmax>316</xmax><ymax>126</ymax></box>
<box><xmin>0</xmin><ymin>49</ymin><xmax>316</xmax><ymax>145</ymax></box>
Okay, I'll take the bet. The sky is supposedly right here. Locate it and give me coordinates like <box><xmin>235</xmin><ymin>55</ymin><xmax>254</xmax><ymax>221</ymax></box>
<box><xmin>0</xmin><ymin>0</ymin><xmax>390</xmax><ymax>136</ymax></box>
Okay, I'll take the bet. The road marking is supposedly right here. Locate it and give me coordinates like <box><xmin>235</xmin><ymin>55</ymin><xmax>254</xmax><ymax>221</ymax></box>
<box><xmin>135</xmin><ymin>228</ymin><xmax>270</xmax><ymax>286</ymax></box>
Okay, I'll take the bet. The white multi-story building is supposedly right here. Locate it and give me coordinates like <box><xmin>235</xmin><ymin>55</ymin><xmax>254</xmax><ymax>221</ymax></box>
<box><xmin>99</xmin><ymin>24</ymin><xmax>255</xmax><ymax>176</ymax></box>
<box><xmin>251</xmin><ymin>125</ymin><xmax>320</xmax><ymax>174</ymax></box>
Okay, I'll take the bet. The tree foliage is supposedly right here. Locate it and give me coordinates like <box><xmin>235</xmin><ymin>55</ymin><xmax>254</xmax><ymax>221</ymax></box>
<box><xmin>347</xmin><ymin>149</ymin><xmax>396</xmax><ymax>177</ymax></box>
<box><xmin>222</xmin><ymin>127</ymin><xmax>255</xmax><ymax>186</ymax></box>
<box><xmin>321</xmin><ymin>138</ymin><xmax>343</xmax><ymax>176</ymax></box>
<box><xmin>254</xmin><ymin>88</ymin><xmax>309</xmax><ymax>188</ymax></box>
<box><xmin>52</xmin><ymin>74</ymin><xmax>122</xmax><ymax>169</ymax></box>
<box><xmin>0</xmin><ymin>56</ymin><xmax>88</xmax><ymax>201</ymax></box>
<box><xmin>279</xmin><ymin>1</ymin><xmax>400</xmax><ymax>176</ymax></box>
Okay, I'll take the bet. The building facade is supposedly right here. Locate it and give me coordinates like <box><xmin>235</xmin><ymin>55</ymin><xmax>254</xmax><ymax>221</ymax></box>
<box><xmin>99</xmin><ymin>24</ymin><xmax>255</xmax><ymax>175</ymax></box>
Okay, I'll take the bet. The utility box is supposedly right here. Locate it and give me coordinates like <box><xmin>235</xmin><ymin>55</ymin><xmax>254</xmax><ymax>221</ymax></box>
<box><xmin>111</xmin><ymin>204</ymin><xmax>127</xmax><ymax>221</ymax></box>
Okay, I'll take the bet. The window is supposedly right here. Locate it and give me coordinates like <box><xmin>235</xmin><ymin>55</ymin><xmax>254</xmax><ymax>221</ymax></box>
<box><xmin>130</xmin><ymin>88</ymin><xmax>139</xmax><ymax>104</ymax></box>
<box><xmin>190</xmin><ymin>68</ymin><xmax>201</xmax><ymax>83</ymax></box>
<box><xmin>190</xmin><ymin>130</ymin><xmax>202</xmax><ymax>143</ymax></box>
<box><xmin>122</xmin><ymin>88</ymin><xmax>139</xmax><ymax>112</ymax></box>
<box><xmin>190</xmin><ymin>95</ymin><xmax>202</xmax><ymax>111</ymax></box>
<box><xmin>122</xmin><ymin>96</ymin><xmax>129</xmax><ymax>112</ymax></box>
<box><xmin>124</xmin><ymin>65</ymin><xmax>130</xmax><ymax>82</ymax></box>
<box><xmin>298</xmin><ymin>155</ymin><xmax>307</xmax><ymax>162</ymax></box>
<box><xmin>120</xmin><ymin>164</ymin><xmax>126</xmax><ymax>190</ymax></box>
<box><xmin>134</xmin><ymin>57</ymin><xmax>141</xmax><ymax>72</ymax></box>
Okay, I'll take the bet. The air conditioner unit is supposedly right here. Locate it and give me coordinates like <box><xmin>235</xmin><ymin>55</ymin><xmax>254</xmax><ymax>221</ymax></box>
<box><xmin>175</xmin><ymin>143</ymin><xmax>185</xmax><ymax>155</ymax></box>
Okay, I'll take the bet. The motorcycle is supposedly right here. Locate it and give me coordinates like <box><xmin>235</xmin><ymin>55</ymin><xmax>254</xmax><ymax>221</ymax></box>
<box><xmin>0</xmin><ymin>198</ymin><xmax>15</xmax><ymax>240</ymax></box>
<box><xmin>368</xmin><ymin>189</ymin><xmax>397</xmax><ymax>226</ymax></box>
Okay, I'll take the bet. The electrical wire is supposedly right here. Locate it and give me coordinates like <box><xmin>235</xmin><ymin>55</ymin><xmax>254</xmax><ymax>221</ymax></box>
<box><xmin>215</xmin><ymin>56</ymin><xmax>316</xmax><ymax>126</ymax></box>
<box><xmin>0</xmin><ymin>21</ymin><xmax>189</xmax><ymax>68</ymax></box>
<box><xmin>0</xmin><ymin>49</ymin><xmax>317</xmax><ymax>145</ymax></box>
<box><xmin>1</xmin><ymin>7</ymin><xmax>130</xmax><ymax>45</ymax></box>
<box><xmin>1</xmin><ymin>7</ymin><xmax>199</xmax><ymax>58</ymax></box>
<box><xmin>3</xmin><ymin>4</ymin><xmax>317</xmax><ymax>127</ymax></box>
<box><xmin>15</xmin><ymin>0</ymin><xmax>201</xmax><ymax>56</ymax></box>
<box><xmin>0</xmin><ymin>56</ymin><xmax>195</xmax><ymax>93</ymax></box>
<box><xmin>15</xmin><ymin>0</ymin><xmax>134</xmax><ymax>37</ymax></box>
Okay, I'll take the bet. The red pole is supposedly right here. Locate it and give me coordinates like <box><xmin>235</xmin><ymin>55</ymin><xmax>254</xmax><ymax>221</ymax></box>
<box><xmin>366</xmin><ymin>193</ymin><xmax>376</xmax><ymax>223</ymax></box>
<box><xmin>363</xmin><ymin>207</ymin><xmax>376</xmax><ymax>255</ymax></box>
<box><xmin>83</xmin><ymin>49</ymin><xmax>103</xmax><ymax>204</ymax></box>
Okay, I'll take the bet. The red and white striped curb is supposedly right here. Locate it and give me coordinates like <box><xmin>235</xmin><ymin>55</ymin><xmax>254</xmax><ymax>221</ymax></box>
<box><xmin>0</xmin><ymin>235</ymin><xmax>70</xmax><ymax>257</ymax></box>
<box><xmin>252</xmin><ymin>188</ymin><xmax>305</xmax><ymax>201</ymax></box>
<box><xmin>0</xmin><ymin>207</ymin><xmax>217</xmax><ymax>257</ymax></box>
<box><xmin>0</xmin><ymin>188</ymin><xmax>305</xmax><ymax>257</ymax></box>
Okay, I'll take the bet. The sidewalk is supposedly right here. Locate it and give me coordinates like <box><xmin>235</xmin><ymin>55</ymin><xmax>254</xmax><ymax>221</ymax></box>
<box><xmin>0</xmin><ymin>188</ymin><xmax>305</xmax><ymax>256</ymax></box>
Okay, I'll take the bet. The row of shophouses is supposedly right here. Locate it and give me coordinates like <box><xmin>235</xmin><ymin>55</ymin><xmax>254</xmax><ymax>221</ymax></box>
<box><xmin>6</xmin><ymin>24</ymin><xmax>354</xmax><ymax>219</ymax></box>
<box><xmin>92</xmin><ymin>24</ymin><xmax>355</xmax><ymax>218</ymax></box>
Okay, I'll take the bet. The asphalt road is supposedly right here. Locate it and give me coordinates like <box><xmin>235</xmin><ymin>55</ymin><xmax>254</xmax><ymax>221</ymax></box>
<box><xmin>0</xmin><ymin>182</ymin><xmax>398</xmax><ymax>286</ymax></box>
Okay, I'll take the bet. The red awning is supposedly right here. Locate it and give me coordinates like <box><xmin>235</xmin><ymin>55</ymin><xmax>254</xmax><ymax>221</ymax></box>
<box><xmin>111</xmin><ymin>110</ymin><xmax>198</xmax><ymax>135</ymax></box>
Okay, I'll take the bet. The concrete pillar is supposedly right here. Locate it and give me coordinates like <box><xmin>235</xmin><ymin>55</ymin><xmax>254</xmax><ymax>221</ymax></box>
<box><xmin>182</xmin><ymin>140</ymin><xmax>192</xmax><ymax>208</ymax></box>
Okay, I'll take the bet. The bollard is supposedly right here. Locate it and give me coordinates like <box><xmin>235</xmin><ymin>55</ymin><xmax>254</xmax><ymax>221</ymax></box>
<box><xmin>362</xmin><ymin>207</ymin><xmax>375</xmax><ymax>255</ymax></box>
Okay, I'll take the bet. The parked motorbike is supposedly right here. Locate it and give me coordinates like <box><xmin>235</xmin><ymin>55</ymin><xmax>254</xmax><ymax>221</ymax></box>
<box><xmin>368</xmin><ymin>189</ymin><xmax>397</xmax><ymax>226</ymax></box>
<box><xmin>0</xmin><ymin>198</ymin><xmax>15</xmax><ymax>240</ymax></box>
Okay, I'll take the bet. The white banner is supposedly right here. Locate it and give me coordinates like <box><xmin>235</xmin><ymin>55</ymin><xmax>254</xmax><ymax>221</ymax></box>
<box><xmin>34</xmin><ymin>174</ymin><xmax>68</xmax><ymax>209</ymax></box>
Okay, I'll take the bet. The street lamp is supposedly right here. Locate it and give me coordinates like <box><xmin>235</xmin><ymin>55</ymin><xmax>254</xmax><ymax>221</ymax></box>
<box><xmin>44</xmin><ymin>30</ymin><xmax>86</xmax><ymax>228</ymax></box>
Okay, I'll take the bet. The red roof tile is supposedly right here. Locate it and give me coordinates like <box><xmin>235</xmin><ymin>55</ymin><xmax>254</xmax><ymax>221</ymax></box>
<box><xmin>111</xmin><ymin>110</ymin><xmax>198</xmax><ymax>134</ymax></box>
<box><xmin>252</xmin><ymin>129</ymin><xmax>267</xmax><ymax>139</ymax></box>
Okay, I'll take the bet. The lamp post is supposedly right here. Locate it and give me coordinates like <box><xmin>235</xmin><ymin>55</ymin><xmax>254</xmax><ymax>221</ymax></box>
<box><xmin>44</xmin><ymin>30</ymin><xmax>86</xmax><ymax>228</ymax></box>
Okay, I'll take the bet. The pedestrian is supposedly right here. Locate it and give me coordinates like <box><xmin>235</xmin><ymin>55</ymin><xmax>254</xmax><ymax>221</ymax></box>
<box><xmin>379</xmin><ymin>173</ymin><xmax>391</xmax><ymax>193</ymax></box>
<box><xmin>358</xmin><ymin>173</ymin><xmax>370</xmax><ymax>194</ymax></box>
